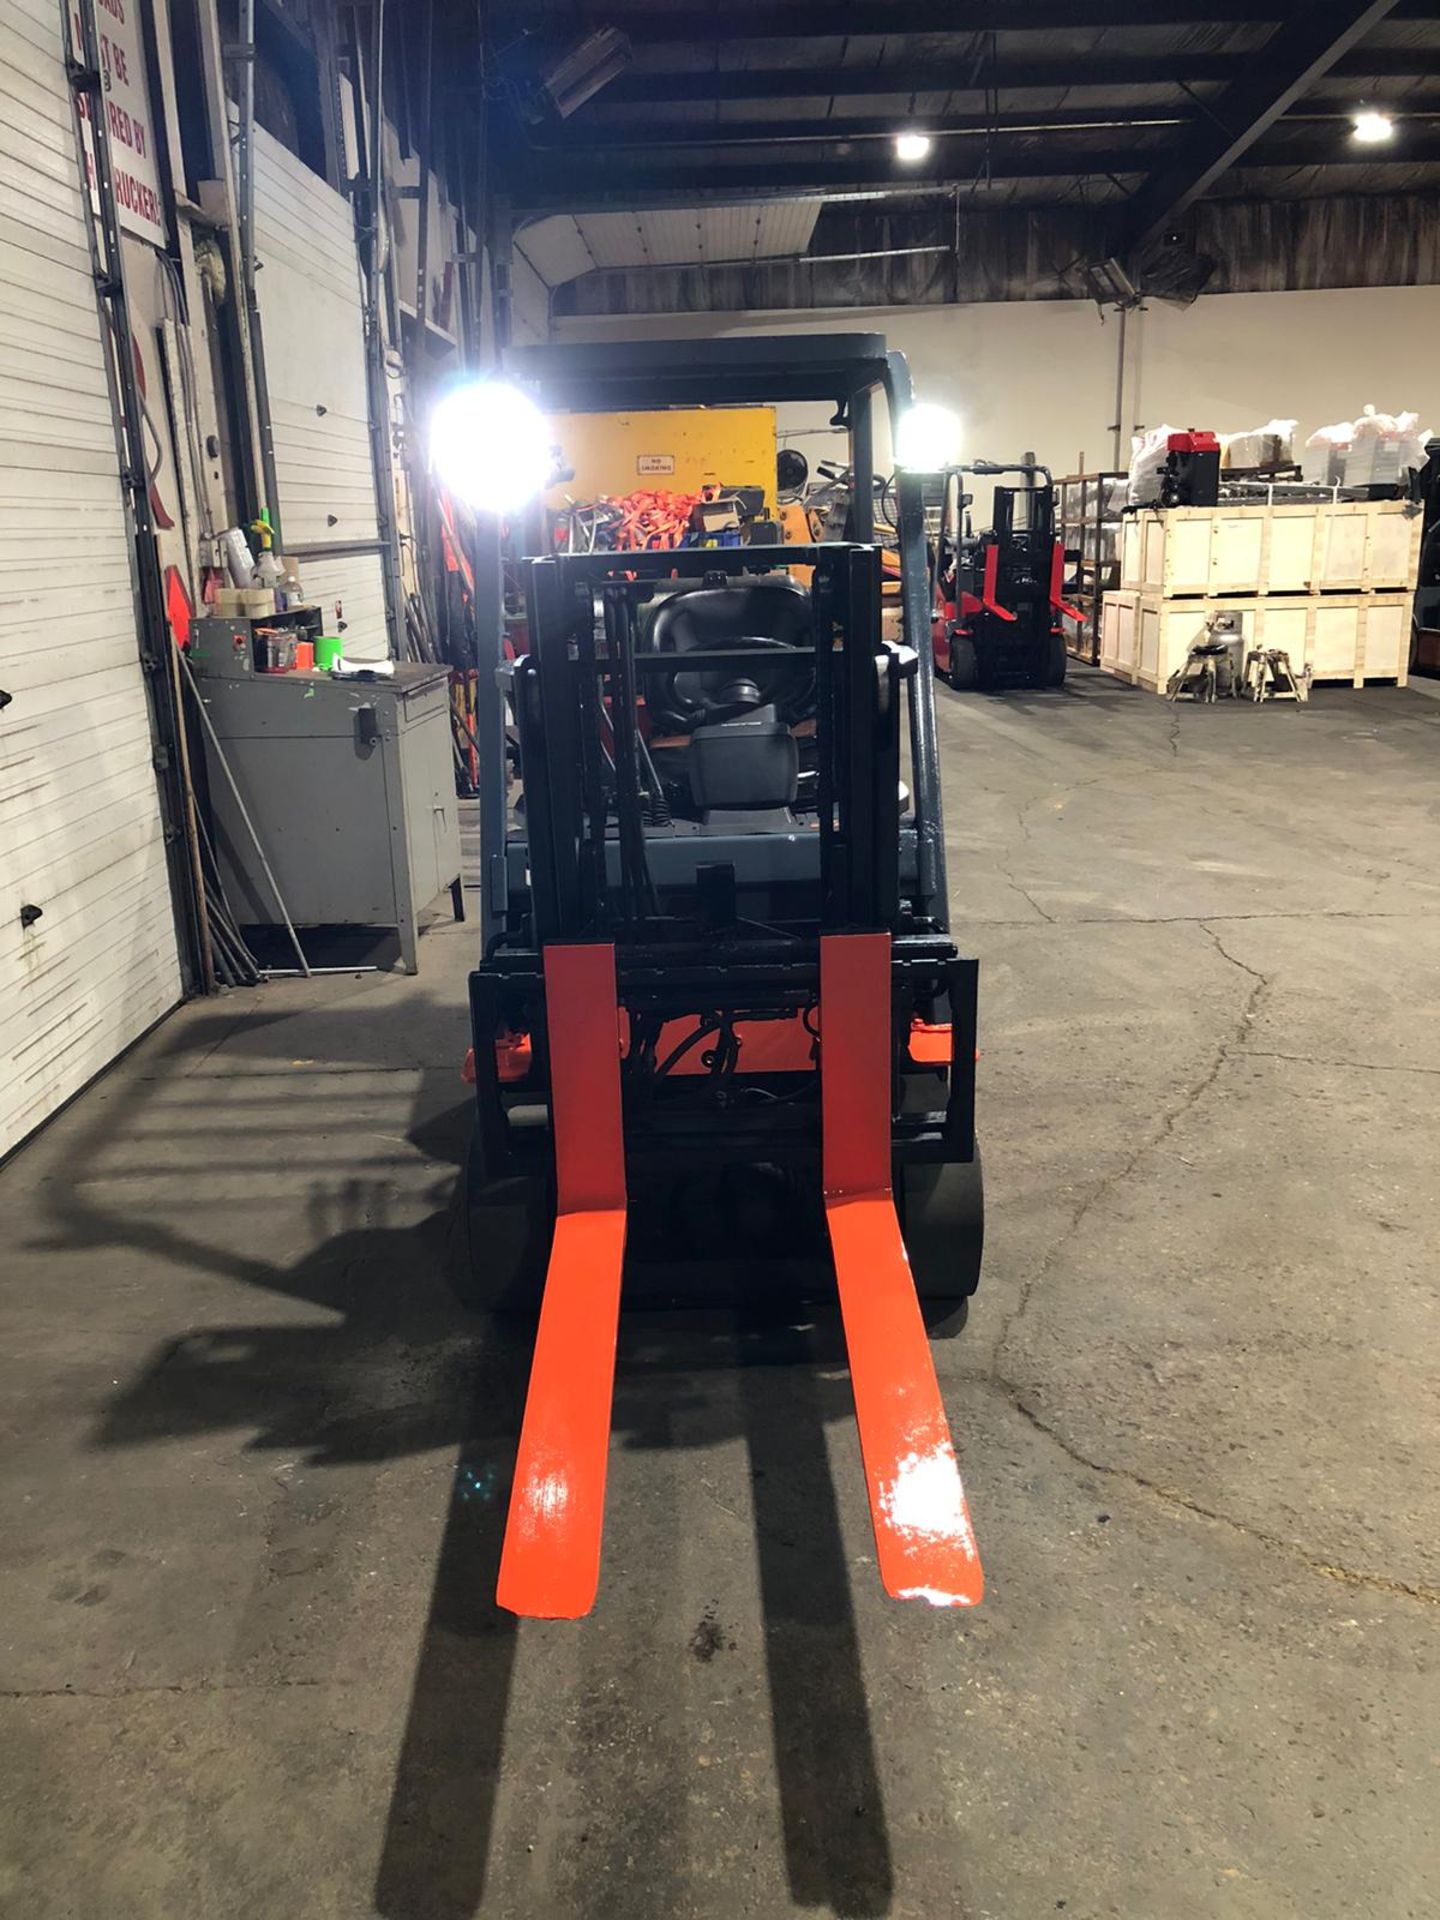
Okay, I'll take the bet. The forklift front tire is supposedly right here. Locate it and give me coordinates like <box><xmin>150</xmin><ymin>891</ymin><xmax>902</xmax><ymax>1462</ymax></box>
<box><xmin>451</xmin><ymin>1146</ymin><xmax>551</xmax><ymax>1313</ymax></box>
<box><xmin>1042</xmin><ymin>629</ymin><xmax>1067</xmax><ymax>688</ymax></box>
<box><xmin>946</xmin><ymin>633</ymin><xmax>979</xmax><ymax>691</ymax></box>
<box><xmin>899</xmin><ymin>1148</ymin><xmax>984</xmax><ymax>1325</ymax></box>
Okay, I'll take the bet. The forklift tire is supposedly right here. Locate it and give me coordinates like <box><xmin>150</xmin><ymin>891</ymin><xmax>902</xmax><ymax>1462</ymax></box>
<box><xmin>946</xmin><ymin>633</ymin><xmax>979</xmax><ymax>691</ymax></box>
<box><xmin>1040</xmin><ymin>630</ymin><xmax>1067</xmax><ymax>688</ymax></box>
<box><xmin>899</xmin><ymin>1149</ymin><xmax>984</xmax><ymax>1332</ymax></box>
<box><xmin>450</xmin><ymin>1144</ymin><xmax>552</xmax><ymax>1313</ymax></box>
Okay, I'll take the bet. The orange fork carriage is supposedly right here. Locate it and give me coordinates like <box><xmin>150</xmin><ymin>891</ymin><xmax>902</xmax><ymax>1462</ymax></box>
<box><xmin>496</xmin><ymin>935</ymin><xmax>983</xmax><ymax>1619</ymax></box>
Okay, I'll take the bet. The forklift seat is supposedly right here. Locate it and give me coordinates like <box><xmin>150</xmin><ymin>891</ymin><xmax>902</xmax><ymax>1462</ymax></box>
<box><xmin>650</xmin><ymin>574</ymin><xmax>812</xmax><ymax>653</ymax></box>
<box><xmin>647</xmin><ymin>576</ymin><xmax>813</xmax><ymax>822</ymax></box>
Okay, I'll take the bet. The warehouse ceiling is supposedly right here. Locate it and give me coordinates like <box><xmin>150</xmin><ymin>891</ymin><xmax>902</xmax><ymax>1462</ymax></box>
<box><xmin>516</xmin><ymin>202</ymin><xmax>824</xmax><ymax>285</ymax></box>
<box><xmin>471</xmin><ymin>0</ymin><xmax>1440</xmax><ymax>311</ymax></box>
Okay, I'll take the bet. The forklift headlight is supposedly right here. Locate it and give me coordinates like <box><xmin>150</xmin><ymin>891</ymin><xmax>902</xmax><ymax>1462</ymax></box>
<box><xmin>430</xmin><ymin>379</ymin><xmax>553</xmax><ymax>514</ymax></box>
<box><xmin>895</xmin><ymin>402</ymin><xmax>962</xmax><ymax>473</ymax></box>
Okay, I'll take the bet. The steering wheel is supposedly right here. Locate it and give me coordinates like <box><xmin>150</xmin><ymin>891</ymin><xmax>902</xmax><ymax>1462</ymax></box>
<box><xmin>651</xmin><ymin>635</ymin><xmax>815</xmax><ymax>732</ymax></box>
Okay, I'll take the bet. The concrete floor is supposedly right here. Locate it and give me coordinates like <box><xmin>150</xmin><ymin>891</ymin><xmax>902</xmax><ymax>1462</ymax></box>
<box><xmin>2</xmin><ymin>666</ymin><xmax>1438</xmax><ymax>1920</ymax></box>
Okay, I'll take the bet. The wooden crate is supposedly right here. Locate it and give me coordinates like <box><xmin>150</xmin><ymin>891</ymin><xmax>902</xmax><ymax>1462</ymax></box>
<box><xmin>1100</xmin><ymin>589</ymin><xmax>1412</xmax><ymax>695</ymax></box>
<box><xmin>1119</xmin><ymin>502</ymin><xmax>1422</xmax><ymax>599</ymax></box>
<box><xmin>1098</xmin><ymin>589</ymin><xmax>1138</xmax><ymax>677</ymax></box>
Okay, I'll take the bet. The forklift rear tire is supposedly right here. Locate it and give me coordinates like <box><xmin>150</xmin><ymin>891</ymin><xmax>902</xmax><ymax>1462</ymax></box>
<box><xmin>946</xmin><ymin>634</ymin><xmax>979</xmax><ymax>691</ymax></box>
<box><xmin>899</xmin><ymin>1149</ymin><xmax>984</xmax><ymax>1332</ymax></box>
<box><xmin>451</xmin><ymin>1145</ymin><xmax>552</xmax><ymax>1313</ymax></box>
<box><xmin>1041</xmin><ymin>630</ymin><xmax>1067</xmax><ymax>688</ymax></box>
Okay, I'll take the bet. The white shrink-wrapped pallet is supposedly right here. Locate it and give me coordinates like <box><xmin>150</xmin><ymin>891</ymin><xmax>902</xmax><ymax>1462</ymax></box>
<box><xmin>1219</xmin><ymin>419</ymin><xmax>1297</xmax><ymax>469</ymax></box>
<box><xmin>1304</xmin><ymin>405</ymin><xmax>1433</xmax><ymax>488</ymax></box>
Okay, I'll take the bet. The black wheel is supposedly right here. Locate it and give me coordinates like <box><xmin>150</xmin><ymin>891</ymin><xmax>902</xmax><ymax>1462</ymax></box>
<box><xmin>946</xmin><ymin>631</ymin><xmax>979</xmax><ymax>691</ymax></box>
<box><xmin>899</xmin><ymin>1149</ymin><xmax>984</xmax><ymax>1327</ymax></box>
<box><xmin>450</xmin><ymin>1142</ymin><xmax>552</xmax><ymax>1312</ymax></box>
<box><xmin>1039</xmin><ymin>628</ymin><xmax>1067</xmax><ymax>688</ymax></box>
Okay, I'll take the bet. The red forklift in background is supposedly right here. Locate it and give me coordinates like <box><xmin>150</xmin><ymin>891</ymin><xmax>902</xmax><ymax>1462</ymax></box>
<box><xmin>932</xmin><ymin>461</ymin><xmax>1085</xmax><ymax>691</ymax></box>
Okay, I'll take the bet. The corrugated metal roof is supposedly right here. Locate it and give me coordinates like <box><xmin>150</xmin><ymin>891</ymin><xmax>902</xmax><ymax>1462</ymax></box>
<box><xmin>516</xmin><ymin>199</ymin><xmax>823</xmax><ymax>287</ymax></box>
<box><xmin>492</xmin><ymin>0</ymin><xmax>1440</xmax><ymax>280</ymax></box>
<box><xmin>550</xmin><ymin>185</ymin><xmax>1440</xmax><ymax>320</ymax></box>
<box><xmin>579</xmin><ymin>215</ymin><xmax>652</xmax><ymax>269</ymax></box>
<box><xmin>516</xmin><ymin>217</ymin><xmax>597</xmax><ymax>285</ymax></box>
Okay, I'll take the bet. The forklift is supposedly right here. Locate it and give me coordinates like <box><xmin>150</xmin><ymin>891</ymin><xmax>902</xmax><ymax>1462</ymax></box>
<box><xmin>456</xmin><ymin>337</ymin><xmax>983</xmax><ymax>1619</ymax></box>
<box><xmin>932</xmin><ymin>461</ymin><xmax>1084</xmax><ymax>691</ymax></box>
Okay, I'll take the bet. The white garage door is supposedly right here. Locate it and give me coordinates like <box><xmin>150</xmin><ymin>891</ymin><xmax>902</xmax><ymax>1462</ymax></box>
<box><xmin>253</xmin><ymin>128</ymin><xmax>390</xmax><ymax>660</ymax></box>
<box><xmin>0</xmin><ymin>0</ymin><xmax>183</xmax><ymax>1159</ymax></box>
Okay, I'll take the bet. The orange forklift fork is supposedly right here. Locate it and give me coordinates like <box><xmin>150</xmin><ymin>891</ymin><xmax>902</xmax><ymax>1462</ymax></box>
<box><xmin>820</xmin><ymin>933</ymin><xmax>982</xmax><ymax>1608</ymax></box>
<box><xmin>495</xmin><ymin>944</ymin><xmax>627</xmax><ymax>1620</ymax></box>
<box><xmin>496</xmin><ymin>934</ymin><xmax>982</xmax><ymax>1617</ymax></box>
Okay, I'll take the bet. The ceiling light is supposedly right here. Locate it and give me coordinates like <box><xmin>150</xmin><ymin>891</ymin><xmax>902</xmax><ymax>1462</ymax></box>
<box><xmin>539</xmin><ymin>28</ymin><xmax>631</xmax><ymax>120</ymax></box>
<box><xmin>1351</xmin><ymin>109</ymin><xmax>1395</xmax><ymax>145</ymax></box>
<box><xmin>896</xmin><ymin>402</ymin><xmax>962</xmax><ymax>472</ymax></box>
<box><xmin>430</xmin><ymin>381</ymin><xmax>555</xmax><ymax>515</ymax></box>
<box><xmin>894</xmin><ymin>130</ymin><xmax>933</xmax><ymax>164</ymax></box>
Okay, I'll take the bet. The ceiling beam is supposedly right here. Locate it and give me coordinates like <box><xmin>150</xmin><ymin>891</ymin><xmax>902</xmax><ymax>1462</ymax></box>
<box><xmin>1116</xmin><ymin>0</ymin><xmax>1405</xmax><ymax>252</ymax></box>
<box><xmin>507</xmin><ymin>148</ymin><xmax>1154</xmax><ymax>209</ymax></box>
<box><xmin>533</xmin><ymin>104</ymin><xmax>1440</xmax><ymax>156</ymax></box>
<box><xmin>586</xmin><ymin>48</ymin><xmax>1433</xmax><ymax>108</ymax></box>
<box><xmin>508</xmin><ymin>130</ymin><xmax>1440</xmax><ymax>212</ymax></box>
<box><xmin>501</xmin><ymin>0</ymin><xmax>1436</xmax><ymax>39</ymax></box>
<box><xmin>536</xmin><ymin>113</ymin><xmax>1190</xmax><ymax>155</ymax></box>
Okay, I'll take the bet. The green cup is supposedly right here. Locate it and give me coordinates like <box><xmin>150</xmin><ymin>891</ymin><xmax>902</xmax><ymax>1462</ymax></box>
<box><xmin>315</xmin><ymin>635</ymin><xmax>345</xmax><ymax>671</ymax></box>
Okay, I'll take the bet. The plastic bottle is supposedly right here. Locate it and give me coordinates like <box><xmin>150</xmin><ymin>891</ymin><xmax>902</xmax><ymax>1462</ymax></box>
<box><xmin>222</xmin><ymin>526</ymin><xmax>255</xmax><ymax>587</ymax></box>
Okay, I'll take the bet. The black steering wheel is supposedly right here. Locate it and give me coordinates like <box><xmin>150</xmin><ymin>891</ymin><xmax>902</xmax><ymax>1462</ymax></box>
<box><xmin>644</xmin><ymin>579</ymin><xmax>816</xmax><ymax>733</ymax></box>
<box><xmin>654</xmin><ymin>635</ymin><xmax>815</xmax><ymax>731</ymax></box>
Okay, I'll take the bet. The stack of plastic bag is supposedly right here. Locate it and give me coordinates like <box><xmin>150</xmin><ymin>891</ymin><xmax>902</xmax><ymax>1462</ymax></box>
<box><xmin>1127</xmin><ymin>424</ymin><xmax>1177</xmax><ymax>508</ymax></box>
<box><xmin>1303</xmin><ymin>405</ymin><xmax>1433</xmax><ymax>487</ymax></box>
<box><xmin>1218</xmin><ymin>420</ymin><xmax>1297</xmax><ymax>470</ymax></box>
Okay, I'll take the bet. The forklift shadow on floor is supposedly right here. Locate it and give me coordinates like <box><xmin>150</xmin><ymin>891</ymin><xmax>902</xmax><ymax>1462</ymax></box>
<box><xmin>376</xmin><ymin>1269</ymin><xmax>901</xmax><ymax>1920</ymax></box>
<box><xmin>391</xmin><ymin>1109</ymin><xmax>904</xmax><ymax>1920</ymax></box>
<box><xmin>45</xmin><ymin>1011</ymin><xmax>904</xmax><ymax>1920</ymax></box>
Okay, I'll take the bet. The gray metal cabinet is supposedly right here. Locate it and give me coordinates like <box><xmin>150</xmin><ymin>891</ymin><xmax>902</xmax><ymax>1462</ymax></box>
<box><xmin>196</xmin><ymin>660</ymin><xmax>461</xmax><ymax>972</ymax></box>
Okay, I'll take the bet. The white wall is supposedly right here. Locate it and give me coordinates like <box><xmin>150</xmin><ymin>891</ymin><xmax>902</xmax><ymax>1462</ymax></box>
<box><xmin>552</xmin><ymin>303</ymin><xmax>1113</xmax><ymax>479</ymax></box>
<box><xmin>554</xmin><ymin>285</ymin><xmax>1440</xmax><ymax>481</ymax></box>
<box><xmin>1133</xmin><ymin>285</ymin><xmax>1440</xmax><ymax>448</ymax></box>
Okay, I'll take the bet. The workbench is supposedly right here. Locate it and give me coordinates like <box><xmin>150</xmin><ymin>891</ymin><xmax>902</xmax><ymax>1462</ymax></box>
<box><xmin>193</xmin><ymin>651</ymin><xmax>462</xmax><ymax>973</ymax></box>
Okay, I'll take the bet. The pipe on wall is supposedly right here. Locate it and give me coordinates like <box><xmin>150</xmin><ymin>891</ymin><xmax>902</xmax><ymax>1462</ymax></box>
<box><xmin>233</xmin><ymin>0</ymin><xmax>283</xmax><ymax>544</ymax></box>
